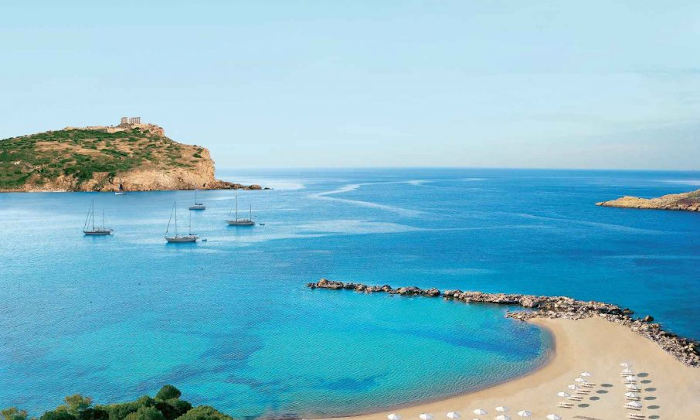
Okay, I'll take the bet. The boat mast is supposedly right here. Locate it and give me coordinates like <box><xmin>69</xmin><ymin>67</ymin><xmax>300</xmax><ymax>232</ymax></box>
<box><xmin>91</xmin><ymin>200</ymin><xmax>95</xmax><ymax>231</ymax></box>
<box><xmin>84</xmin><ymin>206</ymin><xmax>91</xmax><ymax>231</ymax></box>
<box><xmin>174</xmin><ymin>203</ymin><xmax>178</xmax><ymax>237</ymax></box>
<box><xmin>235</xmin><ymin>190</ymin><xmax>239</xmax><ymax>221</ymax></box>
<box><xmin>102</xmin><ymin>209</ymin><xmax>105</xmax><ymax>229</ymax></box>
<box><xmin>188</xmin><ymin>210</ymin><xmax>192</xmax><ymax>235</ymax></box>
<box><xmin>165</xmin><ymin>203</ymin><xmax>174</xmax><ymax>236</ymax></box>
<box><xmin>249</xmin><ymin>204</ymin><xmax>252</xmax><ymax>221</ymax></box>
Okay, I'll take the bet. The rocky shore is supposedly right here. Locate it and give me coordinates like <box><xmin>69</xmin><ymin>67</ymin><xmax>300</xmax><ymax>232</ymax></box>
<box><xmin>307</xmin><ymin>278</ymin><xmax>700</xmax><ymax>367</ymax></box>
<box><xmin>596</xmin><ymin>189</ymin><xmax>700</xmax><ymax>212</ymax></box>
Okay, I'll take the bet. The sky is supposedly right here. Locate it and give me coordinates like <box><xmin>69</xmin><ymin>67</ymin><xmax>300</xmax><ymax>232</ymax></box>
<box><xmin>1</xmin><ymin>1</ymin><xmax>699</xmax><ymax>170</ymax></box>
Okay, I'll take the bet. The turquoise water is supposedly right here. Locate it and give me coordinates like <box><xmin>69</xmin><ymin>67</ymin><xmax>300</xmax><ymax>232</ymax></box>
<box><xmin>0</xmin><ymin>168</ymin><xmax>698</xmax><ymax>418</ymax></box>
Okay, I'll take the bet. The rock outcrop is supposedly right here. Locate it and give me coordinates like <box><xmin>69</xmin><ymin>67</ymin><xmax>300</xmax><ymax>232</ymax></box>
<box><xmin>0</xmin><ymin>123</ymin><xmax>263</xmax><ymax>192</ymax></box>
<box><xmin>307</xmin><ymin>279</ymin><xmax>700</xmax><ymax>367</ymax></box>
<box><xmin>596</xmin><ymin>189</ymin><xmax>700</xmax><ymax>212</ymax></box>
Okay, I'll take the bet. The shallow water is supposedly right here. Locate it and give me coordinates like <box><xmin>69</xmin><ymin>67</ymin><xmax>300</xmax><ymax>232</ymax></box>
<box><xmin>0</xmin><ymin>168</ymin><xmax>698</xmax><ymax>417</ymax></box>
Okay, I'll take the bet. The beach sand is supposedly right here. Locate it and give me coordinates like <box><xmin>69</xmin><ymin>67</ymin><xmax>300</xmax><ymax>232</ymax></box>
<box><xmin>335</xmin><ymin>317</ymin><xmax>700</xmax><ymax>420</ymax></box>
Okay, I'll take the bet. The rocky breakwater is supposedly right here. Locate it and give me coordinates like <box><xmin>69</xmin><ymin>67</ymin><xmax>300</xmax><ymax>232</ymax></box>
<box><xmin>307</xmin><ymin>278</ymin><xmax>700</xmax><ymax>367</ymax></box>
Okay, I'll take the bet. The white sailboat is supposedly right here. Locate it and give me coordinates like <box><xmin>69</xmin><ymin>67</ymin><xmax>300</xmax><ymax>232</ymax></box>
<box><xmin>226</xmin><ymin>190</ymin><xmax>255</xmax><ymax>226</ymax></box>
<box><xmin>83</xmin><ymin>200</ymin><xmax>113</xmax><ymax>235</ymax></box>
<box><xmin>189</xmin><ymin>189</ymin><xmax>205</xmax><ymax>210</ymax></box>
<box><xmin>165</xmin><ymin>202</ymin><xmax>198</xmax><ymax>242</ymax></box>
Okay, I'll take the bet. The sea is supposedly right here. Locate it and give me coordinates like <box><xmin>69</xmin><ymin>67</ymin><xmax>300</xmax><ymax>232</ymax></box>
<box><xmin>0</xmin><ymin>168</ymin><xmax>698</xmax><ymax>418</ymax></box>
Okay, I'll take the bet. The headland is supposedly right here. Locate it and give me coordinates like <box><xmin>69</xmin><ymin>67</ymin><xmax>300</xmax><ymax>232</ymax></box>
<box><xmin>597</xmin><ymin>189</ymin><xmax>700</xmax><ymax>212</ymax></box>
<box><xmin>0</xmin><ymin>117</ymin><xmax>262</xmax><ymax>192</ymax></box>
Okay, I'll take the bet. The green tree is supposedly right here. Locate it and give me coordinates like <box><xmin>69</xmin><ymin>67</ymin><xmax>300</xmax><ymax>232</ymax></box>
<box><xmin>97</xmin><ymin>396</ymin><xmax>154</xmax><ymax>420</ymax></box>
<box><xmin>154</xmin><ymin>400</ymin><xmax>191</xmax><ymax>420</ymax></box>
<box><xmin>174</xmin><ymin>407</ymin><xmax>232</xmax><ymax>420</ymax></box>
<box><xmin>40</xmin><ymin>409</ymin><xmax>76</xmax><ymax>420</ymax></box>
<box><xmin>124</xmin><ymin>407</ymin><xmax>165</xmax><ymax>420</ymax></box>
<box><xmin>64</xmin><ymin>395</ymin><xmax>93</xmax><ymax>416</ymax></box>
<box><xmin>154</xmin><ymin>386</ymin><xmax>181</xmax><ymax>401</ymax></box>
<box><xmin>1</xmin><ymin>407</ymin><xmax>28</xmax><ymax>420</ymax></box>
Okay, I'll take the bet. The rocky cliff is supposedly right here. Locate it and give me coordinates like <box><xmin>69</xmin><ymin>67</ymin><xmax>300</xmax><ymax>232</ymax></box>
<box><xmin>596</xmin><ymin>189</ymin><xmax>700</xmax><ymax>212</ymax></box>
<box><xmin>0</xmin><ymin>124</ymin><xmax>261</xmax><ymax>192</ymax></box>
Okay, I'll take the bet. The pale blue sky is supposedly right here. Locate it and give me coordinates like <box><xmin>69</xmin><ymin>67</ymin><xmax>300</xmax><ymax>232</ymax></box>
<box><xmin>1</xmin><ymin>1</ymin><xmax>699</xmax><ymax>169</ymax></box>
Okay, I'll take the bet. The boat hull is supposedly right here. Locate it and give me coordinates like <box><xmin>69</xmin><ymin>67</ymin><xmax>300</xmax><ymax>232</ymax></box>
<box><xmin>84</xmin><ymin>230</ymin><xmax>112</xmax><ymax>236</ymax></box>
<box><xmin>189</xmin><ymin>205</ymin><xmax>206</xmax><ymax>210</ymax></box>
<box><xmin>227</xmin><ymin>220</ymin><xmax>255</xmax><ymax>226</ymax></box>
<box><xmin>165</xmin><ymin>235</ymin><xmax>198</xmax><ymax>243</ymax></box>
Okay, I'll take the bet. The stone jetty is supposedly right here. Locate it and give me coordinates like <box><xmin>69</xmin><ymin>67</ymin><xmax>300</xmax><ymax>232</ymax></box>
<box><xmin>307</xmin><ymin>278</ymin><xmax>700</xmax><ymax>367</ymax></box>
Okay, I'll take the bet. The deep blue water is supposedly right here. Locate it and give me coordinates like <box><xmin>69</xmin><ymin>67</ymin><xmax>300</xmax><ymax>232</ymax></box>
<box><xmin>0</xmin><ymin>168</ymin><xmax>698</xmax><ymax>418</ymax></box>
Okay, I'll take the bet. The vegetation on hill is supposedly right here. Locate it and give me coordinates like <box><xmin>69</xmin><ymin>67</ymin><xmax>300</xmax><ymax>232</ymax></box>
<box><xmin>0</xmin><ymin>127</ymin><xmax>206</xmax><ymax>191</ymax></box>
<box><xmin>1</xmin><ymin>385</ymin><xmax>233</xmax><ymax>420</ymax></box>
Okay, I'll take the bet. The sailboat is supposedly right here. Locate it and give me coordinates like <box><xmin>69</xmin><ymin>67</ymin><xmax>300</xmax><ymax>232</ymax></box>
<box><xmin>83</xmin><ymin>200</ymin><xmax>113</xmax><ymax>235</ymax></box>
<box><xmin>226</xmin><ymin>190</ymin><xmax>255</xmax><ymax>226</ymax></box>
<box><xmin>189</xmin><ymin>189</ymin><xmax>205</xmax><ymax>210</ymax></box>
<box><xmin>165</xmin><ymin>202</ymin><xmax>198</xmax><ymax>243</ymax></box>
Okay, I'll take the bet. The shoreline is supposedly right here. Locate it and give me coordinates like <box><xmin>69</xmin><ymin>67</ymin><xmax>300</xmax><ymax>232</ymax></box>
<box><xmin>323</xmin><ymin>317</ymin><xmax>700</xmax><ymax>419</ymax></box>
<box><xmin>322</xmin><ymin>324</ymin><xmax>557</xmax><ymax>419</ymax></box>
<box><xmin>307</xmin><ymin>279</ymin><xmax>700</xmax><ymax>419</ymax></box>
<box><xmin>307</xmin><ymin>279</ymin><xmax>700</xmax><ymax>366</ymax></box>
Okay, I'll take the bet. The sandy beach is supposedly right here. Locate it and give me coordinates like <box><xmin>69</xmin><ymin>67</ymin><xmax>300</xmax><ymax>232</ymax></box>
<box><xmin>336</xmin><ymin>317</ymin><xmax>700</xmax><ymax>420</ymax></box>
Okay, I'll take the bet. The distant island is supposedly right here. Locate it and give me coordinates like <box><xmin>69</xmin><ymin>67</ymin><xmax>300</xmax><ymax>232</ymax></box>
<box><xmin>597</xmin><ymin>189</ymin><xmax>700</xmax><ymax>212</ymax></box>
<box><xmin>0</xmin><ymin>117</ymin><xmax>262</xmax><ymax>192</ymax></box>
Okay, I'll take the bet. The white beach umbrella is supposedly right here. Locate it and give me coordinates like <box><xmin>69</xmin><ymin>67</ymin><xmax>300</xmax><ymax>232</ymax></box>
<box><xmin>546</xmin><ymin>415</ymin><xmax>561</xmax><ymax>420</ymax></box>
<box><xmin>620</xmin><ymin>362</ymin><xmax>631</xmax><ymax>368</ymax></box>
<box><xmin>516</xmin><ymin>411</ymin><xmax>532</xmax><ymax>418</ymax></box>
<box><xmin>625</xmin><ymin>384</ymin><xmax>640</xmax><ymax>389</ymax></box>
<box><xmin>567</xmin><ymin>384</ymin><xmax>578</xmax><ymax>390</ymax></box>
<box><xmin>625</xmin><ymin>392</ymin><xmax>640</xmax><ymax>398</ymax></box>
<box><xmin>472</xmin><ymin>409</ymin><xmax>487</xmax><ymax>416</ymax></box>
<box><xmin>574</xmin><ymin>377</ymin><xmax>586</xmax><ymax>383</ymax></box>
<box><xmin>419</xmin><ymin>413</ymin><xmax>433</xmax><ymax>420</ymax></box>
<box><xmin>387</xmin><ymin>414</ymin><xmax>401</xmax><ymax>420</ymax></box>
<box><xmin>556</xmin><ymin>392</ymin><xmax>570</xmax><ymax>398</ymax></box>
<box><xmin>494</xmin><ymin>416</ymin><xmax>510</xmax><ymax>420</ymax></box>
<box><xmin>446</xmin><ymin>412</ymin><xmax>461</xmax><ymax>419</ymax></box>
<box><xmin>495</xmin><ymin>406</ymin><xmax>509</xmax><ymax>413</ymax></box>
<box><xmin>626</xmin><ymin>401</ymin><xmax>643</xmax><ymax>409</ymax></box>
<box><xmin>625</xmin><ymin>375</ymin><xmax>638</xmax><ymax>381</ymax></box>
<box><xmin>580</xmin><ymin>371</ymin><xmax>592</xmax><ymax>377</ymax></box>
<box><xmin>621</xmin><ymin>367</ymin><xmax>634</xmax><ymax>374</ymax></box>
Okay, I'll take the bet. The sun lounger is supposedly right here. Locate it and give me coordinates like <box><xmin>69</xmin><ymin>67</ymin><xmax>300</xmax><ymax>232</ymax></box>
<box><xmin>627</xmin><ymin>414</ymin><xmax>645</xmax><ymax>419</ymax></box>
<box><xmin>557</xmin><ymin>402</ymin><xmax>573</xmax><ymax>409</ymax></box>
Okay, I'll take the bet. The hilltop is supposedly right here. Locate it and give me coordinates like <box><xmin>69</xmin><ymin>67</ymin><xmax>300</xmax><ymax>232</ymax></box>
<box><xmin>0</xmin><ymin>118</ymin><xmax>260</xmax><ymax>192</ymax></box>
<box><xmin>597</xmin><ymin>189</ymin><xmax>700</xmax><ymax>212</ymax></box>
